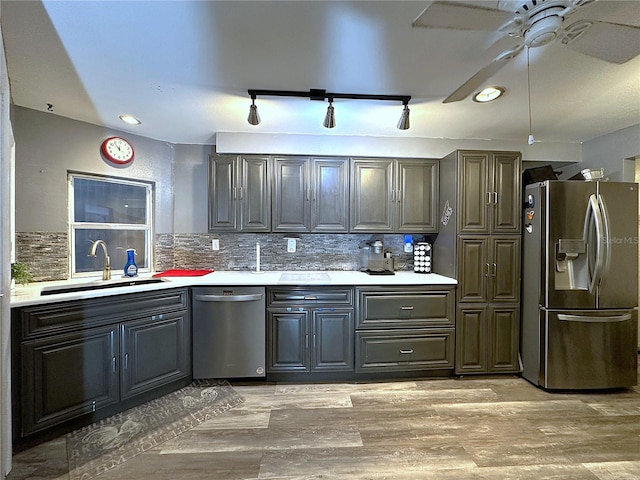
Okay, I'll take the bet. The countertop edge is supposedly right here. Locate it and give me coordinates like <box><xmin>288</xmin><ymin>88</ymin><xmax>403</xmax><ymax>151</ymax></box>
<box><xmin>10</xmin><ymin>271</ymin><xmax>457</xmax><ymax>308</ymax></box>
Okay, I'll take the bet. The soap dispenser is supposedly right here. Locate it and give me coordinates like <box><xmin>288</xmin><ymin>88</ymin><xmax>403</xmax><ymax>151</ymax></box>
<box><xmin>124</xmin><ymin>249</ymin><xmax>138</xmax><ymax>277</ymax></box>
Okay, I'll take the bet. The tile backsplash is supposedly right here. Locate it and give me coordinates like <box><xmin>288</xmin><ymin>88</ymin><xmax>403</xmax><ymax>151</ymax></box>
<box><xmin>17</xmin><ymin>232</ymin><xmax>432</xmax><ymax>281</ymax></box>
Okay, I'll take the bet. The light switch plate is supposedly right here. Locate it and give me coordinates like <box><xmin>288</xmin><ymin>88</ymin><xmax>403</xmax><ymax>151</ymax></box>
<box><xmin>212</xmin><ymin>239</ymin><xmax>220</xmax><ymax>251</ymax></box>
<box><xmin>287</xmin><ymin>238</ymin><xmax>296</xmax><ymax>253</ymax></box>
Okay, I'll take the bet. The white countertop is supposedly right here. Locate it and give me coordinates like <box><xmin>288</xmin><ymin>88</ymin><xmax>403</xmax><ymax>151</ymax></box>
<box><xmin>10</xmin><ymin>270</ymin><xmax>457</xmax><ymax>307</ymax></box>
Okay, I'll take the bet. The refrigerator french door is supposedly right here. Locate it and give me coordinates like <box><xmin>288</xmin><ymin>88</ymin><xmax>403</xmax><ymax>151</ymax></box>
<box><xmin>521</xmin><ymin>180</ymin><xmax>638</xmax><ymax>389</ymax></box>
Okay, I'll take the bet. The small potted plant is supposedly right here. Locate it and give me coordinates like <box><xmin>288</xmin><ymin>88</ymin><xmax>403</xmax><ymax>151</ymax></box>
<box><xmin>11</xmin><ymin>262</ymin><xmax>33</xmax><ymax>287</ymax></box>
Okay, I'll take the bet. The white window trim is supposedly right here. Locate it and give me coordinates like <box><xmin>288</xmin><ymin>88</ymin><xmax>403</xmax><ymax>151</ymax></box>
<box><xmin>68</xmin><ymin>172</ymin><xmax>154</xmax><ymax>279</ymax></box>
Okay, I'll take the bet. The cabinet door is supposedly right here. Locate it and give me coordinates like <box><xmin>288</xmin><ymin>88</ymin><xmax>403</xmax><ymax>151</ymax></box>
<box><xmin>489</xmin><ymin>236</ymin><xmax>521</xmax><ymax>303</ymax></box>
<box><xmin>120</xmin><ymin>312</ymin><xmax>190</xmax><ymax>400</ymax></box>
<box><xmin>350</xmin><ymin>158</ymin><xmax>394</xmax><ymax>232</ymax></box>
<box><xmin>457</xmin><ymin>236</ymin><xmax>489</xmax><ymax>303</ymax></box>
<box><xmin>455</xmin><ymin>306</ymin><xmax>487</xmax><ymax>374</ymax></box>
<box><xmin>272</xmin><ymin>157</ymin><xmax>309</xmax><ymax>232</ymax></box>
<box><xmin>396</xmin><ymin>159</ymin><xmax>439</xmax><ymax>233</ymax></box>
<box><xmin>312</xmin><ymin>309</ymin><xmax>354</xmax><ymax>371</ymax></box>
<box><xmin>208</xmin><ymin>155</ymin><xmax>237</xmax><ymax>231</ymax></box>
<box><xmin>488</xmin><ymin>305</ymin><xmax>520</xmax><ymax>373</ymax></box>
<box><xmin>311</xmin><ymin>157</ymin><xmax>349</xmax><ymax>232</ymax></box>
<box><xmin>267</xmin><ymin>310</ymin><xmax>309</xmax><ymax>372</ymax></box>
<box><xmin>492</xmin><ymin>152</ymin><xmax>521</xmax><ymax>233</ymax></box>
<box><xmin>240</xmin><ymin>155</ymin><xmax>271</xmax><ymax>231</ymax></box>
<box><xmin>20</xmin><ymin>326</ymin><xmax>119</xmax><ymax>436</ymax></box>
<box><xmin>459</xmin><ymin>152</ymin><xmax>490</xmax><ymax>233</ymax></box>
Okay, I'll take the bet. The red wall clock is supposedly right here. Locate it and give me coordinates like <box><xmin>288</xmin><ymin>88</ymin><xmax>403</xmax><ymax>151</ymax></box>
<box><xmin>101</xmin><ymin>136</ymin><xmax>134</xmax><ymax>165</ymax></box>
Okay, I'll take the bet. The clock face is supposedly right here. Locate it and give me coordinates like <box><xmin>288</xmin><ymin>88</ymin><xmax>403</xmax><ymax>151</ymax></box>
<box><xmin>101</xmin><ymin>136</ymin><xmax>134</xmax><ymax>164</ymax></box>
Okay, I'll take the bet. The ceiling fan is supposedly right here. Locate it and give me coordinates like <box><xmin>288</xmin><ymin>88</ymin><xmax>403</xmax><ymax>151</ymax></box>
<box><xmin>412</xmin><ymin>0</ymin><xmax>640</xmax><ymax>103</ymax></box>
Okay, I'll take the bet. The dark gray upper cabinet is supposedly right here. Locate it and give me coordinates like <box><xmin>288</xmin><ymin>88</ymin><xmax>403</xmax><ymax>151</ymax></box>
<box><xmin>208</xmin><ymin>154</ymin><xmax>271</xmax><ymax>232</ymax></box>
<box><xmin>311</xmin><ymin>158</ymin><xmax>350</xmax><ymax>232</ymax></box>
<box><xmin>350</xmin><ymin>158</ymin><xmax>439</xmax><ymax>233</ymax></box>
<box><xmin>457</xmin><ymin>151</ymin><xmax>521</xmax><ymax>234</ymax></box>
<box><xmin>272</xmin><ymin>157</ymin><xmax>309</xmax><ymax>232</ymax></box>
<box><xmin>396</xmin><ymin>159</ymin><xmax>439</xmax><ymax>233</ymax></box>
<box><xmin>272</xmin><ymin>156</ymin><xmax>349</xmax><ymax>233</ymax></box>
<box><xmin>350</xmin><ymin>158</ymin><xmax>394</xmax><ymax>232</ymax></box>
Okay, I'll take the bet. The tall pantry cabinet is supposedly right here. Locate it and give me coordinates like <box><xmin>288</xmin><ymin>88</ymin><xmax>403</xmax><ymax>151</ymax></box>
<box><xmin>433</xmin><ymin>150</ymin><xmax>522</xmax><ymax>375</ymax></box>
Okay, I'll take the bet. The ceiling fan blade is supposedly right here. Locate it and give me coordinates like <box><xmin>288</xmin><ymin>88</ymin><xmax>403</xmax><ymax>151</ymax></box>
<box><xmin>443</xmin><ymin>43</ymin><xmax>524</xmax><ymax>103</ymax></box>
<box><xmin>412</xmin><ymin>1</ymin><xmax>514</xmax><ymax>31</ymax></box>
<box><xmin>560</xmin><ymin>20</ymin><xmax>640</xmax><ymax>64</ymax></box>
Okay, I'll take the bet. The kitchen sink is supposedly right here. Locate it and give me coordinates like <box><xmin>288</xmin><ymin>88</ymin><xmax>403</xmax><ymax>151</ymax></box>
<box><xmin>40</xmin><ymin>278</ymin><xmax>167</xmax><ymax>296</ymax></box>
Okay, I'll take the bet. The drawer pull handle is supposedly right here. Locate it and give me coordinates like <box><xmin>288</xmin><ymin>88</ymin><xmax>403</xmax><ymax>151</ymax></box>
<box><xmin>400</xmin><ymin>349</ymin><xmax>414</xmax><ymax>354</ymax></box>
<box><xmin>400</xmin><ymin>306</ymin><xmax>414</xmax><ymax>311</ymax></box>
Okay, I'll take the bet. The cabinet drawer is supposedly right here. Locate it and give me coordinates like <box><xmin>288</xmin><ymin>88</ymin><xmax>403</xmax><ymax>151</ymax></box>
<box><xmin>356</xmin><ymin>289</ymin><xmax>454</xmax><ymax>328</ymax></box>
<box><xmin>267</xmin><ymin>288</ymin><xmax>353</xmax><ymax>306</ymax></box>
<box><xmin>356</xmin><ymin>329</ymin><xmax>454</xmax><ymax>373</ymax></box>
<box><xmin>16</xmin><ymin>288</ymin><xmax>189</xmax><ymax>339</ymax></box>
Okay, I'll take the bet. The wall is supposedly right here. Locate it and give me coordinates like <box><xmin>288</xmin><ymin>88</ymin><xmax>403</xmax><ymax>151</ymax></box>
<box><xmin>12</xmin><ymin>107</ymin><xmax>176</xmax><ymax>279</ymax></box>
<box><xmin>12</xmin><ymin>106</ymin><xmax>176</xmax><ymax>233</ymax></box>
<box><xmin>1</xmin><ymin>14</ymin><xmax>14</xmax><ymax>476</ymax></box>
<box><xmin>216</xmin><ymin>132</ymin><xmax>582</xmax><ymax>163</ymax></box>
<box><xmin>12</xmin><ymin>108</ymin><xmax>421</xmax><ymax>278</ymax></box>
<box><xmin>563</xmin><ymin>124</ymin><xmax>640</xmax><ymax>181</ymax></box>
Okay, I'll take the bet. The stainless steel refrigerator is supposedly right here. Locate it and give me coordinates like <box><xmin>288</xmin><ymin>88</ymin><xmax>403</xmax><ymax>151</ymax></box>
<box><xmin>521</xmin><ymin>180</ymin><xmax>638</xmax><ymax>389</ymax></box>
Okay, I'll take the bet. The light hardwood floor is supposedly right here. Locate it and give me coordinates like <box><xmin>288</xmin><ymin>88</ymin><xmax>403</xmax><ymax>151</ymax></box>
<box><xmin>7</xmin><ymin>365</ymin><xmax>640</xmax><ymax>480</ymax></box>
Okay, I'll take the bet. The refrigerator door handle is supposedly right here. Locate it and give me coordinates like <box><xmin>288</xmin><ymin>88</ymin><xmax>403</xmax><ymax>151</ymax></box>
<box><xmin>557</xmin><ymin>313</ymin><xmax>631</xmax><ymax>323</ymax></box>
<box><xmin>583</xmin><ymin>194</ymin><xmax>606</xmax><ymax>293</ymax></box>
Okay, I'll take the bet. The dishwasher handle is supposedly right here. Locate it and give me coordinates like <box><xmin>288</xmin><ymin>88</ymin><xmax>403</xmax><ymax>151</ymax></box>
<box><xmin>194</xmin><ymin>293</ymin><xmax>263</xmax><ymax>302</ymax></box>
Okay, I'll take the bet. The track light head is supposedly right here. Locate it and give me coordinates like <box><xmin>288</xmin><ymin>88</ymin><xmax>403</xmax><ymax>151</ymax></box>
<box><xmin>397</xmin><ymin>103</ymin><xmax>410</xmax><ymax>130</ymax></box>
<box><xmin>247</xmin><ymin>95</ymin><xmax>260</xmax><ymax>126</ymax></box>
<box><xmin>323</xmin><ymin>98</ymin><xmax>336</xmax><ymax>129</ymax></box>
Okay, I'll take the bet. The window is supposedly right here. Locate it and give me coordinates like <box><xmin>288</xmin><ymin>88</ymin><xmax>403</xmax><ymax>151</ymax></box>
<box><xmin>69</xmin><ymin>172</ymin><xmax>153</xmax><ymax>278</ymax></box>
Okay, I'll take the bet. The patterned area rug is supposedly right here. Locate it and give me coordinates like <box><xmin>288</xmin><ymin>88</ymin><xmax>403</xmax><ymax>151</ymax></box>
<box><xmin>66</xmin><ymin>380</ymin><xmax>244</xmax><ymax>480</ymax></box>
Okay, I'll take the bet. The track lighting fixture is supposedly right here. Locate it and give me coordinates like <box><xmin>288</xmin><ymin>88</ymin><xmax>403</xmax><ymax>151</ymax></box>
<box><xmin>397</xmin><ymin>101</ymin><xmax>410</xmax><ymax>130</ymax></box>
<box><xmin>247</xmin><ymin>89</ymin><xmax>411</xmax><ymax>130</ymax></box>
<box><xmin>323</xmin><ymin>98</ymin><xmax>336</xmax><ymax>129</ymax></box>
<box><xmin>247</xmin><ymin>93</ymin><xmax>260</xmax><ymax>126</ymax></box>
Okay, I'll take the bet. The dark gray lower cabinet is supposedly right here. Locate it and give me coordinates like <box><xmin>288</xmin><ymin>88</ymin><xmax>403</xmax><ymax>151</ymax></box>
<box><xmin>20</xmin><ymin>325</ymin><xmax>120</xmax><ymax>436</ymax></box>
<box><xmin>356</xmin><ymin>329</ymin><xmax>454</xmax><ymax>372</ymax></box>
<box><xmin>455</xmin><ymin>304</ymin><xmax>520</xmax><ymax>374</ymax></box>
<box><xmin>13</xmin><ymin>288</ymin><xmax>191</xmax><ymax>441</ymax></box>
<box><xmin>268</xmin><ymin>308</ymin><xmax>354</xmax><ymax>373</ymax></box>
<box><xmin>355</xmin><ymin>286</ymin><xmax>455</xmax><ymax>373</ymax></box>
<box><xmin>120</xmin><ymin>312</ymin><xmax>190</xmax><ymax>400</ymax></box>
<box><xmin>267</xmin><ymin>288</ymin><xmax>354</xmax><ymax>374</ymax></box>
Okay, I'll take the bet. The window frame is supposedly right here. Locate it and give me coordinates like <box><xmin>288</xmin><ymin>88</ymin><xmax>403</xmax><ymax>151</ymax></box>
<box><xmin>68</xmin><ymin>171</ymin><xmax>154</xmax><ymax>279</ymax></box>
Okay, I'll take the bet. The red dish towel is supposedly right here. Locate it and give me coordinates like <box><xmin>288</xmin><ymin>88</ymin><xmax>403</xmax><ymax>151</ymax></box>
<box><xmin>153</xmin><ymin>269</ymin><xmax>214</xmax><ymax>277</ymax></box>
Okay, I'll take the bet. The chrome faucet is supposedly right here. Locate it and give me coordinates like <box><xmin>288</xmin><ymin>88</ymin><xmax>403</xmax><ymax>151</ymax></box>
<box><xmin>88</xmin><ymin>240</ymin><xmax>111</xmax><ymax>280</ymax></box>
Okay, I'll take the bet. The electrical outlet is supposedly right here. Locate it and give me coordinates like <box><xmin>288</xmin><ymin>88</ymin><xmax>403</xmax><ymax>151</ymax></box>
<box><xmin>287</xmin><ymin>238</ymin><xmax>296</xmax><ymax>253</ymax></box>
<box><xmin>212</xmin><ymin>239</ymin><xmax>220</xmax><ymax>251</ymax></box>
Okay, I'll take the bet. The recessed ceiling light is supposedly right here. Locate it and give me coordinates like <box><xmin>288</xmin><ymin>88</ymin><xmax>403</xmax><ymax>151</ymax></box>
<box><xmin>119</xmin><ymin>114</ymin><xmax>141</xmax><ymax>125</ymax></box>
<box><xmin>473</xmin><ymin>87</ymin><xmax>505</xmax><ymax>103</ymax></box>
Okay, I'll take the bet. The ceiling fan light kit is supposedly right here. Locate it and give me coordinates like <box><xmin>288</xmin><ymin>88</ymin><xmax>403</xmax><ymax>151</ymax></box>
<box><xmin>473</xmin><ymin>87</ymin><xmax>506</xmax><ymax>103</ymax></box>
<box><xmin>247</xmin><ymin>89</ymin><xmax>411</xmax><ymax>130</ymax></box>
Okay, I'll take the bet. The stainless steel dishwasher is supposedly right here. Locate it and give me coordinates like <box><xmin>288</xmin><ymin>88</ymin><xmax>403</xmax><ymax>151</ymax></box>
<box><xmin>192</xmin><ymin>286</ymin><xmax>266</xmax><ymax>378</ymax></box>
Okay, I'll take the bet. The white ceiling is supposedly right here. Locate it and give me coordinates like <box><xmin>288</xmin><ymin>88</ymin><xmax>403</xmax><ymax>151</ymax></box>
<box><xmin>2</xmin><ymin>0</ymin><xmax>639</xmax><ymax>146</ymax></box>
